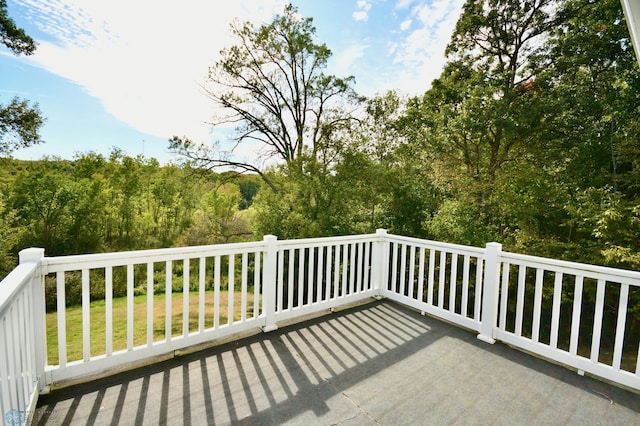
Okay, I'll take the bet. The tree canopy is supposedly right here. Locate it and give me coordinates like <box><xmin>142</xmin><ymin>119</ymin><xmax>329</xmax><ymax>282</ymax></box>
<box><xmin>397</xmin><ymin>0</ymin><xmax>640</xmax><ymax>264</ymax></box>
<box><xmin>1</xmin><ymin>0</ymin><xmax>637</xmax><ymax>275</ymax></box>
<box><xmin>169</xmin><ymin>3</ymin><xmax>361</xmax><ymax>189</ymax></box>
<box><xmin>166</xmin><ymin>0</ymin><xmax>640</xmax><ymax>268</ymax></box>
<box><xmin>0</xmin><ymin>0</ymin><xmax>45</xmax><ymax>156</ymax></box>
<box><xmin>0</xmin><ymin>0</ymin><xmax>35</xmax><ymax>55</ymax></box>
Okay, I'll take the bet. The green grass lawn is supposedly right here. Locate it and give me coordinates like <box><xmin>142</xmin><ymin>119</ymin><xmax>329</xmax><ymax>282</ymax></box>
<box><xmin>46</xmin><ymin>290</ymin><xmax>256</xmax><ymax>365</ymax></box>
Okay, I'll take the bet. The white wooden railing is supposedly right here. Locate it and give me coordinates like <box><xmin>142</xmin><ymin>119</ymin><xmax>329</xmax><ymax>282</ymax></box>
<box><xmin>380</xmin><ymin>234</ymin><xmax>487</xmax><ymax>334</ymax></box>
<box><xmin>380</xmin><ymin>235</ymin><xmax>640</xmax><ymax>391</ymax></box>
<box><xmin>495</xmin><ymin>248</ymin><xmax>640</xmax><ymax>391</ymax></box>
<box><xmin>0</xmin><ymin>249</ymin><xmax>47</xmax><ymax>426</ymax></box>
<box><xmin>1</xmin><ymin>230</ymin><xmax>639</xmax><ymax>423</ymax></box>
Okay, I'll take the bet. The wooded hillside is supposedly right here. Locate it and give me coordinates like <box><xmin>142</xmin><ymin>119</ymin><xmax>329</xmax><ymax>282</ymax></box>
<box><xmin>1</xmin><ymin>0</ymin><xmax>639</xmax><ymax>281</ymax></box>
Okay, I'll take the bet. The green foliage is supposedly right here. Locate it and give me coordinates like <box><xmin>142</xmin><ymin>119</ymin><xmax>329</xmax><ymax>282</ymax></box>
<box><xmin>2</xmin><ymin>0</ymin><xmax>639</xmax><ymax>303</ymax></box>
<box><xmin>252</xmin><ymin>168</ymin><xmax>326</xmax><ymax>239</ymax></box>
<box><xmin>237</xmin><ymin>174</ymin><xmax>261</xmax><ymax>209</ymax></box>
<box><xmin>425</xmin><ymin>199</ymin><xmax>494</xmax><ymax>247</ymax></box>
<box><xmin>572</xmin><ymin>187</ymin><xmax>640</xmax><ymax>269</ymax></box>
<box><xmin>0</xmin><ymin>97</ymin><xmax>45</xmax><ymax>156</ymax></box>
<box><xmin>392</xmin><ymin>0</ymin><xmax>640</xmax><ymax>266</ymax></box>
<box><xmin>0</xmin><ymin>0</ymin><xmax>45</xmax><ymax>156</ymax></box>
<box><xmin>179</xmin><ymin>182</ymin><xmax>251</xmax><ymax>245</ymax></box>
<box><xmin>0</xmin><ymin>193</ymin><xmax>22</xmax><ymax>277</ymax></box>
<box><xmin>11</xmin><ymin>166</ymin><xmax>79</xmax><ymax>254</ymax></box>
<box><xmin>0</xmin><ymin>0</ymin><xmax>35</xmax><ymax>55</ymax></box>
<box><xmin>0</xmin><ymin>153</ymin><xmax>263</xmax><ymax>280</ymax></box>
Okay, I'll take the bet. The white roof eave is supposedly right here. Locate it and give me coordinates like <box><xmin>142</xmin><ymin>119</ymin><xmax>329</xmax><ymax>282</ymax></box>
<box><xmin>621</xmin><ymin>0</ymin><xmax>640</xmax><ymax>67</ymax></box>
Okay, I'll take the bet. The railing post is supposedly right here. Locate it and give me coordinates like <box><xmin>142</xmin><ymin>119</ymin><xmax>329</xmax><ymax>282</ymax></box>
<box><xmin>19</xmin><ymin>248</ymin><xmax>48</xmax><ymax>391</ymax></box>
<box><xmin>372</xmin><ymin>229</ymin><xmax>389</xmax><ymax>298</ymax></box>
<box><xmin>261</xmin><ymin>235</ymin><xmax>278</xmax><ymax>332</ymax></box>
<box><xmin>478</xmin><ymin>242</ymin><xmax>502</xmax><ymax>344</ymax></box>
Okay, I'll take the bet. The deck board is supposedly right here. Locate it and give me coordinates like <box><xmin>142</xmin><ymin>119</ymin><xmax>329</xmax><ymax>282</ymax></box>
<box><xmin>33</xmin><ymin>300</ymin><xmax>640</xmax><ymax>425</ymax></box>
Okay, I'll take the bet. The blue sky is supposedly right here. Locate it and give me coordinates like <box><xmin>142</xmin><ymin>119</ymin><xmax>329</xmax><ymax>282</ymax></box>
<box><xmin>1</xmin><ymin>0</ymin><xmax>464</xmax><ymax>164</ymax></box>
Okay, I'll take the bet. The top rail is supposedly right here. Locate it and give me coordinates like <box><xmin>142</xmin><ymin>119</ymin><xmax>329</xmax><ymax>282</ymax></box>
<box><xmin>275</xmin><ymin>233</ymin><xmax>379</xmax><ymax>249</ymax></box>
<box><xmin>43</xmin><ymin>234</ymin><xmax>383</xmax><ymax>274</ymax></box>
<box><xmin>501</xmin><ymin>250</ymin><xmax>640</xmax><ymax>285</ymax></box>
<box><xmin>0</xmin><ymin>263</ymin><xmax>38</xmax><ymax>319</ymax></box>
<box><xmin>43</xmin><ymin>240</ymin><xmax>268</xmax><ymax>273</ymax></box>
<box><xmin>385</xmin><ymin>233</ymin><xmax>486</xmax><ymax>257</ymax></box>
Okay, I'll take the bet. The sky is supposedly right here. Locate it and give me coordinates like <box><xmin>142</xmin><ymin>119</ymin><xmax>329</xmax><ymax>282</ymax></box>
<box><xmin>1</xmin><ymin>0</ymin><xmax>464</xmax><ymax>165</ymax></box>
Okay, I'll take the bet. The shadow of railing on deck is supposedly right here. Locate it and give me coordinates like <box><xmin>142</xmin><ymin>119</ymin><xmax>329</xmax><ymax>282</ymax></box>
<box><xmin>34</xmin><ymin>300</ymin><xmax>439</xmax><ymax>424</ymax></box>
<box><xmin>33</xmin><ymin>300</ymin><xmax>640</xmax><ymax>425</ymax></box>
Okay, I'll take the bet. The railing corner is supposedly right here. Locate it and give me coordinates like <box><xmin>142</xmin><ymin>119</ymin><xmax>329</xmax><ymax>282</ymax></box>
<box><xmin>262</xmin><ymin>234</ymin><xmax>278</xmax><ymax>332</ymax></box>
<box><xmin>372</xmin><ymin>229</ymin><xmax>389</xmax><ymax>297</ymax></box>
<box><xmin>477</xmin><ymin>242</ymin><xmax>502</xmax><ymax>344</ymax></box>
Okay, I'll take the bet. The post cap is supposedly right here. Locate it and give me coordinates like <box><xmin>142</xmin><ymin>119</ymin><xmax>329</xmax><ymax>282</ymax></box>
<box><xmin>19</xmin><ymin>247</ymin><xmax>45</xmax><ymax>264</ymax></box>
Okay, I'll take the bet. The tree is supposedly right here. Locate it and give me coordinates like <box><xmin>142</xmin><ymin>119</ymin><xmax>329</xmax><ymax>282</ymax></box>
<box><xmin>399</xmin><ymin>0</ymin><xmax>640</xmax><ymax>262</ymax></box>
<box><xmin>394</xmin><ymin>0</ymin><xmax>568</xmax><ymax>245</ymax></box>
<box><xmin>409</xmin><ymin>1</ymin><xmax>560</xmax><ymax>193</ymax></box>
<box><xmin>180</xmin><ymin>182</ymin><xmax>251</xmax><ymax>245</ymax></box>
<box><xmin>527</xmin><ymin>0</ymin><xmax>640</xmax><ymax>265</ymax></box>
<box><xmin>105</xmin><ymin>150</ymin><xmax>143</xmax><ymax>250</ymax></box>
<box><xmin>12</xmin><ymin>166</ymin><xmax>78</xmax><ymax>255</ymax></box>
<box><xmin>352</xmin><ymin>91</ymin><xmax>441</xmax><ymax>237</ymax></box>
<box><xmin>0</xmin><ymin>193</ymin><xmax>22</xmax><ymax>278</ymax></box>
<box><xmin>170</xmin><ymin>3</ymin><xmax>361</xmax><ymax>189</ymax></box>
<box><xmin>0</xmin><ymin>0</ymin><xmax>45</xmax><ymax>156</ymax></box>
<box><xmin>529</xmin><ymin>0</ymin><xmax>640</xmax><ymax>193</ymax></box>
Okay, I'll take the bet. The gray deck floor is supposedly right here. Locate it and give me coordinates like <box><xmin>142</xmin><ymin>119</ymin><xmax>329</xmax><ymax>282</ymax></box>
<box><xmin>33</xmin><ymin>300</ymin><xmax>640</xmax><ymax>425</ymax></box>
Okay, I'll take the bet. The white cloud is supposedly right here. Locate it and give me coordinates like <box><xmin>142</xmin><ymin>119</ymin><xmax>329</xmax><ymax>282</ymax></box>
<box><xmin>417</xmin><ymin>0</ymin><xmax>453</xmax><ymax>27</ymax></box>
<box><xmin>388</xmin><ymin>0</ymin><xmax>464</xmax><ymax>94</ymax></box>
<box><xmin>15</xmin><ymin>0</ymin><xmax>287</xmax><ymax>144</ymax></box>
<box><xmin>332</xmin><ymin>43</ymin><xmax>369</xmax><ymax>75</ymax></box>
<box><xmin>353</xmin><ymin>11</ymin><xmax>369</xmax><ymax>21</ymax></box>
<box><xmin>353</xmin><ymin>0</ymin><xmax>372</xmax><ymax>22</ymax></box>
<box><xmin>394</xmin><ymin>0</ymin><xmax>417</xmax><ymax>10</ymax></box>
<box><xmin>10</xmin><ymin>0</ymin><xmax>465</xmax><ymax>156</ymax></box>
